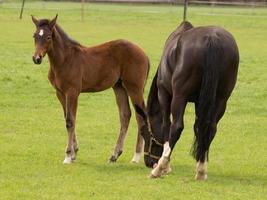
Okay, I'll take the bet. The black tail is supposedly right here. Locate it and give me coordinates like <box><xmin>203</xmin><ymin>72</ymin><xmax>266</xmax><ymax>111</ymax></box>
<box><xmin>134</xmin><ymin>57</ymin><xmax>150</xmax><ymax>121</ymax></box>
<box><xmin>147</xmin><ymin>70</ymin><xmax>161</xmax><ymax>118</ymax></box>
<box><xmin>192</xmin><ymin>36</ymin><xmax>222</xmax><ymax>162</ymax></box>
<box><xmin>147</xmin><ymin>58</ymin><xmax>150</xmax><ymax>79</ymax></box>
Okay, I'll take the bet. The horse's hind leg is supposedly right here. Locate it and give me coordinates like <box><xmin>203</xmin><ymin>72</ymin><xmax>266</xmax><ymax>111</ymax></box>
<box><xmin>131</xmin><ymin>122</ymin><xmax>144</xmax><ymax>163</ymax></box>
<box><xmin>127</xmin><ymin>89</ymin><xmax>148</xmax><ymax>163</ymax></box>
<box><xmin>194</xmin><ymin>99</ymin><xmax>227</xmax><ymax>180</ymax></box>
<box><xmin>109</xmin><ymin>82</ymin><xmax>131</xmax><ymax>163</ymax></box>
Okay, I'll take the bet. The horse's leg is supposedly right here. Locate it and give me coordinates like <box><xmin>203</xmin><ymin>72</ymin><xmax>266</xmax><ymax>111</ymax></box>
<box><xmin>132</xmin><ymin>102</ymin><xmax>146</xmax><ymax>163</ymax></box>
<box><xmin>72</xmin><ymin>132</ymin><xmax>79</xmax><ymax>160</ymax></box>
<box><xmin>126</xmin><ymin>89</ymin><xmax>148</xmax><ymax>163</ymax></box>
<box><xmin>150</xmin><ymin>87</ymin><xmax>172</xmax><ymax>177</ymax></box>
<box><xmin>132</xmin><ymin>121</ymin><xmax>144</xmax><ymax>163</ymax></box>
<box><xmin>56</xmin><ymin>90</ymin><xmax>79</xmax><ymax>161</ymax></box>
<box><xmin>151</xmin><ymin>96</ymin><xmax>187</xmax><ymax>178</ymax></box>
<box><xmin>56</xmin><ymin>90</ymin><xmax>66</xmax><ymax>118</ymax></box>
<box><xmin>109</xmin><ymin>84</ymin><xmax>131</xmax><ymax>163</ymax></box>
<box><xmin>194</xmin><ymin>99</ymin><xmax>227</xmax><ymax>180</ymax></box>
<box><xmin>63</xmin><ymin>89</ymin><xmax>79</xmax><ymax>164</ymax></box>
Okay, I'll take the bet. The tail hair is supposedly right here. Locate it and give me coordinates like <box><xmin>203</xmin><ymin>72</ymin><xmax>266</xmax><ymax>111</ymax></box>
<box><xmin>191</xmin><ymin>36</ymin><xmax>222</xmax><ymax>162</ymax></box>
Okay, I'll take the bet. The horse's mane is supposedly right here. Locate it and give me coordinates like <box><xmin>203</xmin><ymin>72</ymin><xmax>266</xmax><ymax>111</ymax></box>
<box><xmin>55</xmin><ymin>24</ymin><xmax>81</xmax><ymax>47</ymax></box>
<box><xmin>37</xmin><ymin>19</ymin><xmax>81</xmax><ymax>47</ymax></box>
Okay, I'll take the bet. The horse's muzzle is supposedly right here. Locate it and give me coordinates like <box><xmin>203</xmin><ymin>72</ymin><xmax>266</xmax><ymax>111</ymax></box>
<box><xmin>32</xmin><ymin>55</ymin><xmax>42</xmax><ymax>65</ymax></box>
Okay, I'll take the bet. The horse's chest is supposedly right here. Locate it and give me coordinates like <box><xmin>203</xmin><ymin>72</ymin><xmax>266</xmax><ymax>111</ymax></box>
<box><xmin>48</xmin><ymin>70</ymin><xmax>67</xmax><ymax>91</ymax></box>
<box><xmin>48</xmin><ymin>70</ymin><xmax>58</xmax><ymax>89</ymax></box>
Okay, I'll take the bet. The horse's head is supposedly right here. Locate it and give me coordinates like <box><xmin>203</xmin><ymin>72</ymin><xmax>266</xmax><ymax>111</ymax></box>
<box><xmin>143</xmin><ymin>114</ymin><xmax>164</xmax><ymax>168</ymax></box>
<box><xmin>143</xmin><ymin>72</ymin><xmax>164</xmax><ymax>168</ymax></box>
<box><xmin>31</xmin><ymin>15</ymin><xmax>57</xmax><ymax>65</ymax></box>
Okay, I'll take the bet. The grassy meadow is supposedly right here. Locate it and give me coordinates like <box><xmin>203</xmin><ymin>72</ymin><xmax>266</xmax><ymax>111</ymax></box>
<box><xmin>0</xmin><ymin>2</ymin><xmax>267</xmax><ymax>199</ymax></box>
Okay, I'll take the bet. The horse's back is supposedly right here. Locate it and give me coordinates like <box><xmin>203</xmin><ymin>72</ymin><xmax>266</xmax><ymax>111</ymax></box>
<box><xmin>180</xmin><ymin>26</ymin><xmax>239</xmax><ymax>98</ymax></box>
<box><xmin>108</xmin><ymin>40</ymin><xmax>149</xmax><ymax>88</ymax></box>
<box><xmin>159</xmin><ymin>24</ymin><xmax>239</xmax><ymax>100</ymax></box>
<box><xmin>81</xmin><ymin>39</ymin><xmax>149</xmax><ymax>92</ymax></box>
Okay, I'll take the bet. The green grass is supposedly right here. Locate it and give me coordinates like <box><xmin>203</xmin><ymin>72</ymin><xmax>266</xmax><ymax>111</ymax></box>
<box><xmin>0</xmin><ymin>2</ymin><xmax>267</xmax><ymax>200</ymax></box>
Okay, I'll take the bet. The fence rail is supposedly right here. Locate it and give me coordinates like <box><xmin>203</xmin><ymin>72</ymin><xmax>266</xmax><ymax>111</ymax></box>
<box><xmin>85</xmin><ymin>0</ymin><xmax>267</xmax><ymax>6</ymax></box>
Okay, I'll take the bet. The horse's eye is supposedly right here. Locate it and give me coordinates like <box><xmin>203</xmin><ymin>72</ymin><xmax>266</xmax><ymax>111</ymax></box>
<box><xmin>46</xmin><ymin>36</ymin><xmax>52</xmax><ymax>41</ymax></box>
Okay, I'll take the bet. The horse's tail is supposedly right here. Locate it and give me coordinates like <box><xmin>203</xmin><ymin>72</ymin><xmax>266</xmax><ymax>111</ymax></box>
<box><xmin>144</xmin><ymin>57</ymin><xmax>150</xmax><ymax>87</ymax></box>
<box><xmin>192</xmin><ymin>35</ymin><xmax>222</xmax><ymax>162</ymax></box>
<box><xmin>147</xmin><ymin>70</ymin><xmax>161</xmax><ymax>119</ymax></box>
<box><xmin>147</xmin><ymin>57</ymin><xmax>150</xmax><ymax>79</ymax></box>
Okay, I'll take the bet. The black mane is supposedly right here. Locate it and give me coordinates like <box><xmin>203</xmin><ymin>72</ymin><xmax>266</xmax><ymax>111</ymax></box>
<box><xmin>55</xmin><ymin>24</ymin><xmax>81</xmax><ymax>46</ymax></box>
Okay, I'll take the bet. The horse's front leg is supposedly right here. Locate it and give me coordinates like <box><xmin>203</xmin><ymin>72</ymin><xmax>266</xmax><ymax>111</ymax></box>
<box><xmin>151</xmin><ymin>97</ymin><xmax>187</xmax><ymax>178</ymax></box>
<box><xmin>57</xmin><ymin>90</ymin><xmax>79</xmax><ymax>163</ymax></box>
<box><xmin>63</xmin><ymin>89</ymin><xmax>79</xmax><ymax>164</ymax></box>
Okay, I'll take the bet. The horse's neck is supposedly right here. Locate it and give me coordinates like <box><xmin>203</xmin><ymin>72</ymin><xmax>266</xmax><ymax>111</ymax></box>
<box><xmin>47</xmin><ymin>30</ymin><xmax>70</xmax><ymax>67</ymax></box>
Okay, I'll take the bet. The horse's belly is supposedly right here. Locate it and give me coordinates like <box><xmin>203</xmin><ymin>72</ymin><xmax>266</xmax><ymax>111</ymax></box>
<box><xmin>81</xmin><ymin>77</ymin><xmax>118</xmax><ymax>93</ymax></box>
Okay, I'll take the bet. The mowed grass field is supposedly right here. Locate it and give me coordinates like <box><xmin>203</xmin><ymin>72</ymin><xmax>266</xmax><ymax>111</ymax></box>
<box><xmin>0</xmin><ymin>2</ymin><xmax>267</xmax><ymax>199</ymax></box>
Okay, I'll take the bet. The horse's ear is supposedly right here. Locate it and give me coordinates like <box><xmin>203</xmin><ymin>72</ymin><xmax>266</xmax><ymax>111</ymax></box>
<box><xmin>31</xmin><ymin>15</ymin><xmax>39</xmax><ymax>27</ymax></box>
<box><xmin>49</xmin><ymin>14</ymin><xmax>58</xmax><ymax>30</ymax></box>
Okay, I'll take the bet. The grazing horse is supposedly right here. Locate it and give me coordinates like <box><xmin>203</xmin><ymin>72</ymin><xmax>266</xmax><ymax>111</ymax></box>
<box><xmin>142</xmin><ymin>21</ymin><xmax>239</xmax><ymax>180</ymax></box>
<box><xmin>31</xmin><ymin>15</ymin><xmax>150</xmax><ymax>164</ymax></box>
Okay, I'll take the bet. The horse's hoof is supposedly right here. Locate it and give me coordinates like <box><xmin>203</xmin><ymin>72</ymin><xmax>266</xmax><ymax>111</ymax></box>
<box><xmin>195</xmin><ymin>173</ymin><xmax>208</xmax><ymax>181</ymax></box>
<box><xmin>149</xmin><ymin>168</ymin><xmax>162</xmax><ymax>178</ymax></box>
<box><xmin>148</xmin><ymin>173</ymin><xmax>157</xmax><ymax>179</ymax></box>
<box><xmin>108</xmin><ymin>155</ymin><xmax>117</xmax><ymax>163</ymax></box>
<box><xmin>63</xmin><ymin>156</ymin><xmax>72</xmax><ymax>164</ymax></box>
<box><xmin>149</xmin><ymin>171</ymin><xmax>161</xmax><ymax>179</ymax></box>
<box><xmin>162</xmin><ymin>166</ymin><xmax>172</xmax><ymax>175</ymax></box>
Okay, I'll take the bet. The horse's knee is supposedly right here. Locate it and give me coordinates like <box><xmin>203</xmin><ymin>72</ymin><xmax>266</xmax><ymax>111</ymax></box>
<box><xmin>169</xmin><ymin>121</ymin><xmax>184</xmax><ymax>145</ymax></box>
<box><xmin>66</xmin><ymin>118</ymin><xmax>73</xmax><ymax>129</ymax></box>
<box><xmin>123</xmin><ymin>110</ymin><xmax>131</xmax><ymax>121</ymax></box>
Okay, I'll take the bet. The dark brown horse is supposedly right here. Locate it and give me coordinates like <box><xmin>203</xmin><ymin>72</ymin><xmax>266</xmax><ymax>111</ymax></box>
<box><xmin>31</xmin><ymin>15</ymin><xmax>150</xmax><ymax>164</ymax></box>
<box><xmin>142</xmin><ymin>21</ymin><xmax>239</xmax><ymax>180</ymax></box>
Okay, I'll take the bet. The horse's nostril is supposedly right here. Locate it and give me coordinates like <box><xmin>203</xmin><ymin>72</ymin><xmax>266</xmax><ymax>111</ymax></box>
<box><xmin>33</xmin><ymin>56</ymin><xmax>42</xmax><ymax>64</ymax></box>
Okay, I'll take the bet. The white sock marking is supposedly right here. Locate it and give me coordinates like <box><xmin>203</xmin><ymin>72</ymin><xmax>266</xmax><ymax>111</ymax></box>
<box><xmin>131</xmin><ymin>152</ymin><xmax>141</xmax><ymax>163</ymax></box>
<box><xmin>162</xmin><ymin>142</ymin><xmax>171</xmax><ymax>157</ymax></box>
<box><xmin>63</xmin><ymin>156</ymin><xmax>72</xmax><ymax>164</ymax></box>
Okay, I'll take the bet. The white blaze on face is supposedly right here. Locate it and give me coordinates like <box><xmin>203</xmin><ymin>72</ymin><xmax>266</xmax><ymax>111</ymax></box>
<box><xmin>162</xmin><ymin>142</ymin><xmax>171</xmax><ymax>157</ymax></box>
<box><xmin>39</xmin><ymin>29</ymin><xmax>44</xmax><ymax>37</ymax></box>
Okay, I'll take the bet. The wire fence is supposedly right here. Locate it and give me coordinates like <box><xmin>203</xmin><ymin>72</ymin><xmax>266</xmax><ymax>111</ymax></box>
<box><xmin>1</xmin><ymin>0</ymin><xmax>267</xmax><ymax>6</ymax></box>
<box><xmin>0</xmin><ymin>0</ymin><xmax>266</xmax><ymax>20</ymax></box>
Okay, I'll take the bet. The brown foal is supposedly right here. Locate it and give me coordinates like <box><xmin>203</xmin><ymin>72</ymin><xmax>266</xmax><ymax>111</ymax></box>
<box><xmin>31</xmin><ymin>15</ymin><xmax>150</xmax><ymax>164</ymax></box>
